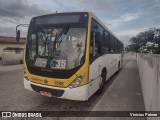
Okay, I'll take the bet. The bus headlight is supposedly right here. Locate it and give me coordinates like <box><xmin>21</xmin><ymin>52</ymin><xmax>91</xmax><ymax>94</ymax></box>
<box><xmin>68</xmin><ymin>74</ymin><xmax>85</xmax><ymax>89</ymax></box>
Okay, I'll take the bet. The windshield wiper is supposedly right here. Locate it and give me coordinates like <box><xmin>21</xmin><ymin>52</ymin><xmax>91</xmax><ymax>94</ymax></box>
<box><xmin>53</xmin><ymin>25</ymin><xmax>70</xmax><ymax>50</ymax></box>
<box><xmin>46</xmin><ymin>25</ymin><xmax>70</xmax><ymax>68</ymax></box>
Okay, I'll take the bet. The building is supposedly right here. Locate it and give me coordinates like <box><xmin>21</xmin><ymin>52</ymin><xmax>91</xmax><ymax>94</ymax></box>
<box><xmin>0</xmin><ymin>36</ymin><xmax>25</xmax><ymax>59</ymax></box>
<box><xmin>0</xmin><ymin>36</ymin><xmax>25</xmax><ymax>65</ymax></box>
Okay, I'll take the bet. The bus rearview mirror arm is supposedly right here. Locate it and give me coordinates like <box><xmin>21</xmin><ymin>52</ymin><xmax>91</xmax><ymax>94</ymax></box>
<box><xmin>16</xmin><ymin>24</ymin><xmax>29</xmax><ymax>42</ymax></box>
<box><xmin>16</xmin><ymin>30</ymin><xmax>20</xmax><ymax>42</ymax></box>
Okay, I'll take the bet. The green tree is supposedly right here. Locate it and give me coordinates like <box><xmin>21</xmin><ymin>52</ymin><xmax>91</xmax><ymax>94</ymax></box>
<box><xmin>129</xmin><ymin>28</ymin><xmax>160</xmax><ymax>54</ymax></box>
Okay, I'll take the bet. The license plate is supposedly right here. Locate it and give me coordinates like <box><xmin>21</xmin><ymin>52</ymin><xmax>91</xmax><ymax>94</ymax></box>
<box><xmin>40</xmin><ymin>91</ymin><xmax>52</xmax><ymax>97</ymax></box>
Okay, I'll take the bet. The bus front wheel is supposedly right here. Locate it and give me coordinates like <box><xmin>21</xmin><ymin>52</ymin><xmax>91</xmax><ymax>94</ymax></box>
<box><xmin>96</xmin><ymin>70</ymin><xmax>106</xmax><ymax>94</ymax></box>
<box><xmin>118</xmin><ymin>61</ymin><xmax>120</xmax><ymax>71</ymax></box>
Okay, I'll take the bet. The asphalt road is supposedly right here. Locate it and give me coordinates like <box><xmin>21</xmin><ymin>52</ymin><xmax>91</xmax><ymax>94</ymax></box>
<box><xmin>0</xmin><ymin>53</ymin><xmax>146</xmax><ymax>120</ymax></box>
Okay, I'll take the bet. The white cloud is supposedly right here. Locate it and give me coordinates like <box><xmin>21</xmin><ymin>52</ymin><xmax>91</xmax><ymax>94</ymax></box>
<box><xmin>114</xmin><ymin>27</ymin><xmax>149</xmax><ymax>46</ymax></box>
<box><xmin>116</xmin><ymin>27</ymin><xmax>148</xmax><ymax>36</ymax></box>
<box><xmin>76</xmin><ymin>0</ymin><xmax>114</xmax><ymax>11</ymax></box>
<box><xmin>105</xmin><ymin>13</ymin><xmax>140</xmax><ymax>28</ymax></box>
<box><xmin>123</xmin><ymin>14</ymin><xmax>139</xmax><ymax>21</ymax></box>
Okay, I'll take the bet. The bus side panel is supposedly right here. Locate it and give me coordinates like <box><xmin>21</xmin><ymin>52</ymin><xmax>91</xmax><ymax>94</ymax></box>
<box><xmin>88</xmin><ymin>56</ymin><xmax>102</xmax><ymax>98</ymax></box>
<box><xmin>114</xmin><ymin>54</ymin><xmax>122</xmax><ymax>71</ymax></box>
<box><xmin>88</xmin><ymin>54</ymin><xmax>121</xmax><ymax>98</ymax></box>
<box><xmin>101</xmin><ymin>54</ymin><xmax>113</xmax><ymax>81</ymax></box>
<box><xmin>95</xmin><ymin>54</ymin><xmax>121</xmax><ymax>82</ymax></box>
<box><xmin>106</xmin><ymin>54</ymin><xmax>121</xmax><ymax>78</ymax></box>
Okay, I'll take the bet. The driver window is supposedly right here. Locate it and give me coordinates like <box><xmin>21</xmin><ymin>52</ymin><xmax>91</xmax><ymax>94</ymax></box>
<box><xmin>29</xmin><ymin>32</ymin><xmax>36</xmax><ymax>59</ymax></box>
<box><xmin>90</xmin><ymin>19</ymin><xmax>102</xmax><ymax>63</ymax></box>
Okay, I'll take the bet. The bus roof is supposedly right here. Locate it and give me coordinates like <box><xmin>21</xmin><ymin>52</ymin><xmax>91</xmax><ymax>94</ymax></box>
<box><xmin>32</xmin><ymin>12</ymin><xmax>88</xmax><ymax>19</ymax></box>
<box><xmin>32</xmin><ymin>11</ymin><xmax>123</xmax><ymax>45</ymax></box>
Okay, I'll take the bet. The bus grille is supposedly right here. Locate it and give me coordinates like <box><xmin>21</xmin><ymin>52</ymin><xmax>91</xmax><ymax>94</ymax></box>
<box><xmin>30</xmin><ymin>84</ymin><xmax>65</xmax><ymax>97</ymax></box>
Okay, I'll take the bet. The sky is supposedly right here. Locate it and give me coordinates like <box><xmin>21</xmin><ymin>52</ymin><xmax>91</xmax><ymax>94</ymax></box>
<box><xmin>0</xmin><ymin>0</ymin><xmax>160</xmax><ymax>46</ymax></box>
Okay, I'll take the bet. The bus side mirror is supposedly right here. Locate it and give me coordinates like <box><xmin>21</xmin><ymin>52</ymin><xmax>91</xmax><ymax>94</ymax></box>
<box><xmin>16</xmin><ymin>30</ymin><xmax>20</xmax><ymax>42</ymax></box>
<box><xmin>16</xmin><ymin>24</ymin><xmax>29</xmax><ymax>42</ymax></box>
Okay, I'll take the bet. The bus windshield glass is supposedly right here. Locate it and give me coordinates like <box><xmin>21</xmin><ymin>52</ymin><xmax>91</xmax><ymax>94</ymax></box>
<box><xmin>26</xmin><ymin>27</ymin><xmax>86</xmax><ymax>70</ymax></box>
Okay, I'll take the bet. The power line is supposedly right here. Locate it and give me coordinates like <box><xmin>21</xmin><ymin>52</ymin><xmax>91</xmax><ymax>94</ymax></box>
<box><xmin>52</xmin><ymin>0</ymin><xmax>71</xmax><ymax>12</ymax></box>
<box><xmin>56</xmin><ymin>4</ymin><xmax>63</xmax><ymax>13</ymax></box>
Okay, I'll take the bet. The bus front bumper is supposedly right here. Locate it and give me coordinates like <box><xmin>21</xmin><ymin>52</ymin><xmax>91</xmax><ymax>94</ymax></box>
<box><xmin>24</xmin><ymin>78</ymin><xmax>89</xmax><ymax>101</ymax></box>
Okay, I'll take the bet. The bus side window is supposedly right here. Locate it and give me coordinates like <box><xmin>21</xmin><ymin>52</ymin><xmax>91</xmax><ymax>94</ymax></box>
<box><xmin>103</xmin><ymin>31</ymin><xmax>110</xmax><ymax>54</ymax></box>
<box><xmin>95</xmin><ymin>31</ymin><xmax>102</xmax><ymax>55</ymax></box>
<box><xmin>29</xmin><ymin>32</ymin><xmax>37</xmax><ymax>59</ymax></box>
<box><xmin>90</xmin><ymin>30</ymin><xmax>102</xmax><ymax>60</ymax></box>
<box><xmin>90</xmin><ymin>31</ymin><xmax>95</xmax><ymax>57</ymax></box>
<box><xmin>114</xmin><ymin>38</ymin><xmax>118</xmax><ymax>53</ymax></box>
<box><xmin>117</xmin><ymin>41</ymin><xmax>121</xmax><ymax>53</ymax></box>
<box><xmin>110</xmin><ymin>36</ymin><xmax>115</xmax><ymax>53</ymax></box>
<box><xmin>90</xmin><ymin>19</ymin><xmax>103</xmax><ymax>63</ymax></box>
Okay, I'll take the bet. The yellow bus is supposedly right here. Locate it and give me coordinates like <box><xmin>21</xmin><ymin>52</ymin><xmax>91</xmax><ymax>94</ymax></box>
<box><xmin>16</xmin><ymin>12</ymin><xmax>123</xmax><ymax>101</ymax></box>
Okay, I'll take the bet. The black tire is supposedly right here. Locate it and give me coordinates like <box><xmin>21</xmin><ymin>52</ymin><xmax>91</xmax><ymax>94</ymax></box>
<box><xmin>118</xmin><ymin>62</ymin><xmax>120</xmax><ymax>71</ymax></box>
<box><xmin>96</xmin><ymin>70</ymin><xmax>106</xmax><ymax>94</ymax></box>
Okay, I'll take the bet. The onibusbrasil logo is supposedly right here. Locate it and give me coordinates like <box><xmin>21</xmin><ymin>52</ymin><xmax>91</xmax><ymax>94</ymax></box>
<box><xmin>1</xmin><ymin>112</ymin><xmax>42</xmax><ymax>117</ymax></box>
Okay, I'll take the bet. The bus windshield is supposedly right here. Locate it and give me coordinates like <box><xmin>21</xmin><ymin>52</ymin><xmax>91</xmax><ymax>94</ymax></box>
<box><xmin>26</xmin><ymin>27</ymin><xmax>86</xmax><ymax>70</ymax></box>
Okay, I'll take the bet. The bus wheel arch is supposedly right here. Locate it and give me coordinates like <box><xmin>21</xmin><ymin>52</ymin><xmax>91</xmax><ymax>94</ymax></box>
<box><xmin>101</xmin><ymin>67</ymin><xmax>107</xmax><ymax>81</ymax></box>
<box><xmin>96</xmin><ymin>67</ymin><xmax>107</xmax><ymax>94</ymax></box>
<box><xmin>118</xmin><ymin>61</ymin><xmax>121</xmax><ymax>70</ymax></box>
